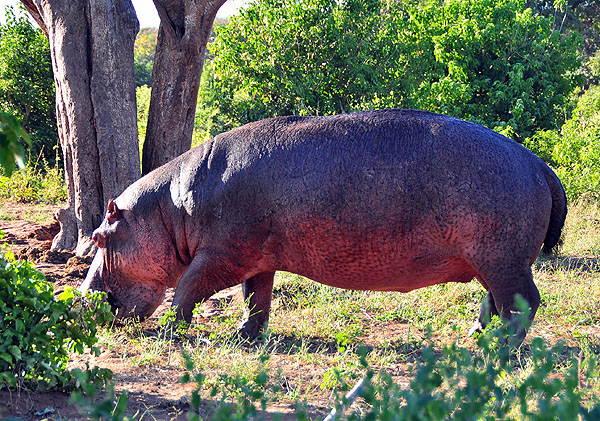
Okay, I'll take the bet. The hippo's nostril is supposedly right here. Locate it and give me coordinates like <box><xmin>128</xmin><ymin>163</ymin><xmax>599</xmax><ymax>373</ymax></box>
<box><xmin>92</xmin><ymin>230</ymin><xmax>106</xmax><ymax>248</ymax></box>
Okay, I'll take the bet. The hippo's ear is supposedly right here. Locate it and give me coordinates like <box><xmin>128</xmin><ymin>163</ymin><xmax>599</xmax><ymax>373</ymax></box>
<box><xmin>106</xmin><ymin>199</ymin><xmax>121</xmax><ymax>224</ymax></box>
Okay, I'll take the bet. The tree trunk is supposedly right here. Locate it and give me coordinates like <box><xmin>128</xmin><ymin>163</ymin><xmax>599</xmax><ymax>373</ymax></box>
<box><xmin>141</xmin><ymin>0</ymin><xmax>226</xmax><ymax>175</ymax></box>
<box><xmin>21</xmin><ymin>0</ymin><xmax>141</xmax><ymax>256</ymax></box>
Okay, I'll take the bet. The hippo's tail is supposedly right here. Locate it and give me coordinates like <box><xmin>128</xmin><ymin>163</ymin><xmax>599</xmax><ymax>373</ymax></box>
<box><xmin>541</xmin><ymin>165</ymin><xmax>567</xmax><ymax>255</ymax></box>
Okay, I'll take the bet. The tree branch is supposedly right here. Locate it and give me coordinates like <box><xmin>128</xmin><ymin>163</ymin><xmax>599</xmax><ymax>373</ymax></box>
<box><xmin>152</xmin><ymin>0</ymin><xmax>184</xmax><ymax>41</ymax></box>
<box><xmin>19</xmin><ymin>0</ymin><xmax>48</xmax><ymax>36</ymax></box>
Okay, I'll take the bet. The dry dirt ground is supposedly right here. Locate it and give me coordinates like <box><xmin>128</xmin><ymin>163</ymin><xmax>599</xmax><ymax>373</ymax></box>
<box><xmin>0</xmin><ymin>204</ymin><xmax>254</xmax><ymax>420</ymax></box>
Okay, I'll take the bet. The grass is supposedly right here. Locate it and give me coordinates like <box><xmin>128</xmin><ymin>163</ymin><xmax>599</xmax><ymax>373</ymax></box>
<box><xmin>0</xmin><ymin>161</ymin><xmax>67</xmax><ymax>204</ymax></box>
<box><xmin>0</xmin><ymin>162</ymin><xmax>65</xmax><ymax>226</ymax></box>
<box><xmin>0</xmin><ymin>202</ymin><xmax>60</xmax><ymax>225</ymax></box>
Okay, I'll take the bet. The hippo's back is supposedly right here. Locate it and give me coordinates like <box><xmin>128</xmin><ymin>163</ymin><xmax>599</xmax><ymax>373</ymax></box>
<box><xmin>215</xmin><ymin>109</ymin><xmax>548</xmax><ymax>220</ymax></box>
<box><xmin>205</xmin><ymin>110</ymin><xmax>555</xmax><ymax>291</ymax></box>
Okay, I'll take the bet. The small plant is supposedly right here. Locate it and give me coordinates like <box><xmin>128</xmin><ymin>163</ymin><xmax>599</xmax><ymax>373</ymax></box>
<box><xmin>335</xmin><ymin>323</ymin><xmax>364</xmax><ymax>353</ymax></box>
<box><xmin>129</xmin><ymin>307</ymin><xmax>186</xmax><ymax>367</ymax></box>
<box><xmin>69</xmin><ymin>368</ymin><xmax>133</xmax><ymax>421</ymax></box>
<box><xmin>0</xmin><ymin>241</ymin><xmax>113</xmax><ymax>391</ymax></box>
<box><xmin>181</xmin><ymin>352</ymin><xmax>277</xmax><ymax>420</ymax></box>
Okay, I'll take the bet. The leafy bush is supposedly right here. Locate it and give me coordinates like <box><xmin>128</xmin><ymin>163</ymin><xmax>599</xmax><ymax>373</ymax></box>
<box><xmin>69</xmin><ymin>368</ymin><xmax>131</xmax><ymax>421</ymax></box>
<box><xmin>0</xmin><ymin>111</ymin><xmax>30</xmax><ymax>176</ymax></box>
<box><xmin>525</xmin><ymin>84</ymin><xmax>600</xmax><ymax>201</ymax></box>
<box><xmin>0</xmin><ymin>159</ymin><xmax>67</xmax><ymax>203</ymax></box>
<box><xmin>200</xmin><ymin>0</ymin><xmax>581</xmax><ymax>141</ymax></box>
<box><xmin>0</xmin><ymin>5</ymin><xmax>57</xmax><ymax>166</ymax></box>
<box><xmin>180</xmin><ymin>297</ymin><xmax>600</xmax><ymax>419</ymax></box>
<box><xmin>340</xmin><ymin>336</ymin><xmax>600</xmax><ymax>420</ymax></box>
<box><xmin>0</xmin><ymin>243</ymin><xmax>113</xmax><ymax>390</ymax></box>
<box><xmin>181</xmin><ymin>353</ymin><xmax>276</xmax><ymax>421</ymax></box>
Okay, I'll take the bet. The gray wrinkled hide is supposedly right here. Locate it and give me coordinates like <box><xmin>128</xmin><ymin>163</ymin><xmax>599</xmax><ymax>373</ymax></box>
<box><xmin>82</xmin><ymin>109</ymin><xmax>567</xmax><ymax>339</ymax></box>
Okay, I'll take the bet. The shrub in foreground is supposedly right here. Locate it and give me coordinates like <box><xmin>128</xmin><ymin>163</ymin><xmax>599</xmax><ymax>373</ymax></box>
<box><xmin>339</xmin><ymin>304</ymin><xmax>600</xmax><ymax>420</ymax></box>
<box><xmin>0</xmin><ymin>241</ymin><xmax>112</xmax><ymax>391</ymax></box>
<box><xmin>178</xmin><ymin>298</ymin><xmax>600</xmax><ymax>420</ymax></box>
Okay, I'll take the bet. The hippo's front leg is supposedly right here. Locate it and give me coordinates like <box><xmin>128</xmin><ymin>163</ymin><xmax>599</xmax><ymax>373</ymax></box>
<box><xmin>239</xmin><ymin>272</ymin><xmax>275</xmax><ymax>339</ymax></box>
<box><xmin>172</xmin><ymin>253</ymin><xmax>242</xmax><ymax>323</ymax></box>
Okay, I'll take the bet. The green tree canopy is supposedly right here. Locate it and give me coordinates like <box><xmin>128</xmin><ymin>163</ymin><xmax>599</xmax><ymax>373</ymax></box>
<box><xmin>134</xmin><ymin>28</ymin><xmax>157</xmax><ymax>87</ymax></box>
<box><xmin>525</xmin><ymin>83</ymin><xmax>600</xmax><ymax>201</ymax></box>
<box><xmin>201</xmin><ymin>0</ymin><xmax>581</xmax><ymax>141</ymax></box>
<box><xmin>0</xmin><ymin>6</ymin><xmax>56</xmax><ymax>164</ymax></box>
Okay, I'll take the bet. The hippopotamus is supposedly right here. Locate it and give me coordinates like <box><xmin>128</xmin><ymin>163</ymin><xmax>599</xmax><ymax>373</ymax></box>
<box><xmin>81</xmin><ymin>109</ymin><xmax>567</xmax><ymax>339</ymax></box>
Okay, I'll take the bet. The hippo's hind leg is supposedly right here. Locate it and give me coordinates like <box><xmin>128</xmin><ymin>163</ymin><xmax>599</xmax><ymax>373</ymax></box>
<box><xmin>239</xmin><ymin>272</ymin><xmax>275</xmax><ymax>339</ymax></box>
<box><xmin>474</xmin><ymin>265</ymin><xmax>540</xmax><ymax>344</ymax></box>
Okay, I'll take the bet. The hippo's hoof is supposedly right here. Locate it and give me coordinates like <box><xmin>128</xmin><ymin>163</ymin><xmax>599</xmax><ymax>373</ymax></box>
<box><xmin>237</xmin><ymin>320</ymin><xmax>263</xmax><ymax>341</ymax></box>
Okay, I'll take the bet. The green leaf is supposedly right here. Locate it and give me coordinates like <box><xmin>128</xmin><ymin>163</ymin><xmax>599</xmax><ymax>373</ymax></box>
<box><xmin>0</xmin><ymin>353</ymin><xmax>13</xmax><ymax>364</ymax></box>
<box><xmin>8</xmin><ymin>345</ymin><xmax>21</xmax><ymax>360</ymax></box>
<box><xmin>58</xmin><ymin>288</ymin><xmax>75</xmax><ymax>301</ymax></box>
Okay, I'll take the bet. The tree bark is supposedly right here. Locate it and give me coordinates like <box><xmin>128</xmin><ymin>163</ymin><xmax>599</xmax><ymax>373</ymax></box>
<box><xmin>141</xmin><ymin>0</ymin><xmax>227</xmax><ymax>175</ymax></box>
<box><xmin>21</xmin><ymin>0</ymin><xmax>141</xmax><ymax>256</ymax></box>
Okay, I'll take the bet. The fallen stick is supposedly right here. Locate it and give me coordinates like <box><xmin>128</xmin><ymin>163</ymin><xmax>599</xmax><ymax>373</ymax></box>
<box><xmin>323</xmin><ymin>377</ymin><xmax>366</xmax><ymax>421</ymax></box>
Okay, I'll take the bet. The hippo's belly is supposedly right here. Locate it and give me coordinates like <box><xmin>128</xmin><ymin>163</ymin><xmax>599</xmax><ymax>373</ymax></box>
<box><xmin>273</xmin><ymin>220</ymin><xmax>479</xmax><ymax>292</ymax></box>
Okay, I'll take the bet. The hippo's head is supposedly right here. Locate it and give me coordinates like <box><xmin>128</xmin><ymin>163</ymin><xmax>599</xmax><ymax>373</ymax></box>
<box><xmin>80</xmin><ymin>199</ymin><xmax>182</xmax><ymax>319</ymax></box>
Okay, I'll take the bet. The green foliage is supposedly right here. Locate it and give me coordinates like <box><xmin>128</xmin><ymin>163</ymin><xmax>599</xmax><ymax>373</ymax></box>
<box><xmin>181</xmin><ymin>353</ymin><xmax>275</xmax><ymax>421</ymax></box>
<box><xmin>587</xmin><ymin>51</ymin><xmax>600</xmax><ymax>87</ymax></box>
<box><xmin>330</xmin><ymin>305</ymin><xmax>600</xmax><ymax>420</ymax></box>
<box><xmin>0</xmin><ymin>245</ymin><xmax>113</xmax><ymax>391</ymax></box>
<box><xmin>0</xmin><ymin>6</ymin><xmax>57</xmax><ymax>165</ymax></box>
<box><xmin>201</xmin><ymin>0</ymin><xmax>581</xmax><ymax>140</ymax></box>
<box><xmin>525</xmin><ymin>84</ymin><xmax>600</xmax><ymax>201</ymax></box>
<box><xmin>69</xmin><ymin>369</ymin><xmax>132</xmax><ymax>421</ymax></box>
<box><xmin>136</xmin><ymin>84</ymin><xmax>152</xmax><ymax>156</ymax></box>
<box><xmin>0</xmin><ymin>111</ymin><xmax>30</xmax><ymax>176</ymax></box>
<box><xmin>0</xmin><ymin>160</ymin><xmax>67</xmax><ymax>203</ymax></box>
<box><xmin>527</xmin><ymin>0</ymin><xmax>599</xmax><ymax>70</ymax></box>
<box><xmin>193</xmin><ymin>65</ymin><xmax>235</xmax><ymax>145</ymax></box>
<box><xmin>134</xmin><ymin>28</ymin><xmax>157</xmax><ymax>87</ymax></box>
<box><xmin>178</xmin><ymin>297</ymin><xmax>600</xmax><ymax>419</ymax></box>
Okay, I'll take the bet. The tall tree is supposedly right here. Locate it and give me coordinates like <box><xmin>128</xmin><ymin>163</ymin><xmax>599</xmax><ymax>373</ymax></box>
<box><xmin>141</xmin><ymin>0</ymin><xmax>227</xmax><ymax>175</ymax></box>
<box><xmin>20</xmin><ymin>0</ymin><xmax>141</xmax><ymax>256</ymax></box>
<box><xmin>19</xmin><ymin>0</ymin><xmax>226</xmax><ymax>254</ymax></box>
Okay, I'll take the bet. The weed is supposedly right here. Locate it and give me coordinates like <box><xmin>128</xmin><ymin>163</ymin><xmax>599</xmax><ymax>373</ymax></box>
<box><xmin>182</xmin><ymin>352</ymin><xmax>279</xmax><ymax>420</ymax></box>
<box><xmin>69</xmin><ymin>368</ymin><xmax>133</xmax><ymax>421</ymax></box>
<box><xmin>324</xmin><ymin>305</ymin><xmax>600</xmax><ymax>420</ymax></box>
